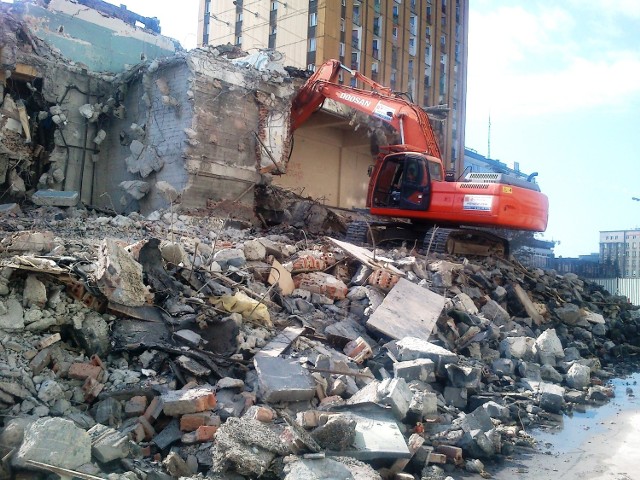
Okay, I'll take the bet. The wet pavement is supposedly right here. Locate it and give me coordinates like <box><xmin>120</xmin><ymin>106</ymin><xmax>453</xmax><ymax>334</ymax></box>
<box><xmin>490</xmin><ymin>371</ymin><xmax>640</xmax><ymax>480</ymax></box>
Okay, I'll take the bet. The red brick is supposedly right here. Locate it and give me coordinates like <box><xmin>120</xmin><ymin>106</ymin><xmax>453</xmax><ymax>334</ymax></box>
<box><xmin>138</xmin><ymin>416</ymin><xmax>157</xmax><ymax>441</ymax></box>
<box><xmin>125</xmin><ymin>395</ymin><xmax>148</xmax><ymax>418</ymax></box>
<box><xmin>180</xmin><ymin>412</ymin><xmax>220</xmax><ymax>432</ymax></box>
<box><xmin>69</xmin><ymin>363</ymin><xmax>103</xmax><ymax>382</ymax></box>
<box><xmin>252</xmin><ymin>406</ymin><xmax>275</xmax><ymax>423</ymax></box>
<box><xmin>82</xmin><ymin>377</ymin><xmax>104</xmax><ymax>402</ymax></box>
<box><xmin>194</xmin><ymin>425</ymin><xmax>218</xmax><ymax>442</ymax></box>
<box><xmin>143</xmin><ymin>396</ymin><xmax>164</xmax><ymax>423</ymax></box>
<box><xmin>162</xmin><ymin>388</ymin><xmax>217</xmax><ymax>416</ymax></box>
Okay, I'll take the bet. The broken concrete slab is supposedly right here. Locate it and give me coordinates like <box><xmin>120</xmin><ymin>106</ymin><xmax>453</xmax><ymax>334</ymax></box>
<box><xmin>254</xmin><ymin>355</ymin><xmax>316</xmax><ymax>403</ymax></box>
<box><xmin>13</xmin><ymin>417</ymin><xmax>91</xmax><ymax>470</ymax></box>
<box><xmin>31</xmin><ymin>190</ymin><xmax>79</xmax><ymax>207</ymax></box>
<box><xmin>282</xmin><ymin>456</ymin><xmax>382</xmax><ymax>480</ymax></box>
<box><xmin>377</xmin><ymin>377</ymin><xmax>413</xmax><ymax>420</ymax></box>
<box><xmin>0</xmin><ymin>298</ymin><xmax>25</xmax><ymax>331</ymax></box>
<box><xmin>534</xmin><ymin>328</ymin><xmax>565</xmax><ymax>366</ymax></box>
<box><xmin>327</xmin><ymin>404</ymin><xmax>411</xmax><ymax>461</ymax></box>
<box><xmin>390</xmin><ymin>337</ymin><xmax>458</xmax><ymax>377</ymax></box>
<box><xmin>393</xmin><ymin>358</ymin><xmax>436</xmax><ymax>383</ymax></box>
<box><xmin>566</xmin><ymin>363</ymin><xmax>591</xmax><ymax>390</ymax></box>
<box><xmin>87</xmin><ymin>423</ymin><xmax>131</xmax><ymax>463</ymax></box>
<box><xmin>95</xmin><ymin>238</ymin><xmax>150</xmax><ymax>307</ymax></box>
<box><xmin>366</xmin><ymin>278</ymin><xmax>445</xmax><ymax>342</ymax></box>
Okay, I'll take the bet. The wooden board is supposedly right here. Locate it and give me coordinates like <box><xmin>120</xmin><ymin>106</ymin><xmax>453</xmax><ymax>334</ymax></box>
<box><xmin>366</xmin><ymin>278</ymin><xmax>444</xmax><ymax>342</ymax></box>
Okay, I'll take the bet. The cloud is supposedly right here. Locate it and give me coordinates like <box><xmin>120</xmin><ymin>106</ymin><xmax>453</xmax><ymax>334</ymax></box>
<box><xmin>466</xmin><ymin>4</ymin><xmax>640</xmax><ymax>120</ymax></box>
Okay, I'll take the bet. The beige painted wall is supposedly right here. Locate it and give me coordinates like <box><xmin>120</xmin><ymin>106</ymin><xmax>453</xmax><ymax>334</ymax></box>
<box><xmin>275</xmin><ymin>113</ymin><xmax>373</xmax><ymax>209</ymax></box>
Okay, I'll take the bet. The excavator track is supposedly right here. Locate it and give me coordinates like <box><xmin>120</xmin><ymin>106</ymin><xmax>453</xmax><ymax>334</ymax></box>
<box><xmin>345</xmin><ymin>221</ymin><xmax>509</xmax><ymax>257</ymax></box>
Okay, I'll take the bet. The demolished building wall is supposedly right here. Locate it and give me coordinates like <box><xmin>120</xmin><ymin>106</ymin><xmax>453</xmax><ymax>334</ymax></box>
<box><xmin>2</xmin><ymin>2</ymin><xmax>296</xmax><ymax>216</ymax></box>
<box><xmin>12</xmin><ymin>0</ymin><xmax>178</xmax><ymax>73</ymax></box>
<box><xmin>93</xmin><ymin>49</ymin><xmax>296</xmax><ymax>214</ymax></box>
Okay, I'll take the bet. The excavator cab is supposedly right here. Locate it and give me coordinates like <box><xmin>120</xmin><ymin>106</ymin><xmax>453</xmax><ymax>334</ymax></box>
<box><xmin>371</xmin><ymin>153</ymin><xmax>438</xmax><ymax>211</ymax></box>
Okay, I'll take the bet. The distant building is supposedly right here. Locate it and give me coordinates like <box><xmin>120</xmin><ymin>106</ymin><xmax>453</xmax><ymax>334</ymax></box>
<box><xmin>600</xmin><ymin>229</ymin><xmax>640</xmax><ymax>277</ymax></box>
<box><xmin>463</xmin><ymin>148</ymin><xmax>533</xmax><ymax>180</ymax></box>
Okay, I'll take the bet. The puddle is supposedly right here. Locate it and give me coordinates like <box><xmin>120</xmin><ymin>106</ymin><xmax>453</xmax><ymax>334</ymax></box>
<box><xmin>533</xmin><ymin>371</ymin><xmax>640</xmax><ymax>454</ymax></box>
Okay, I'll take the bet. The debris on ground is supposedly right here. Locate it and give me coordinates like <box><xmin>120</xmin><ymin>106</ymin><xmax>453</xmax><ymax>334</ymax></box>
<box><xmin>0</xmin><ymin>202</ymin><xmax>639</xmax><ymax>480</ymax></box>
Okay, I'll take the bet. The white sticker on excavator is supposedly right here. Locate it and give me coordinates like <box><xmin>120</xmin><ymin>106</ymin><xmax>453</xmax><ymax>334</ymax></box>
<box><xmin>373</xmin><ymin>102</ymin><xmax>395</xmax><ymax>121</ymax></box>
<box><xmin>463</xmin><ymin>195</ymin><xmax>493</xmax><ymax>211</ymax></box>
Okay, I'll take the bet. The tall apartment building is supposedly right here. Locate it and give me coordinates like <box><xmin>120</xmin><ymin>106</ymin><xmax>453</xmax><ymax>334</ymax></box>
<box><xmin>197</xmin><ymin>0</ymin><xmax>469</xmax><ymax>174</ymax></box>
<box><xmin>600</xmin><ymin>229</ymin><xmax>640</xmax><ymax>277</ymax></box>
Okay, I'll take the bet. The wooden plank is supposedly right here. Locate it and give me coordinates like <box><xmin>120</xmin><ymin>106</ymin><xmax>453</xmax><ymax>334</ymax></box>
<box><xmin>366</xmin><ymin>278</ymin><xmax>444</xmax><ymax>342</ymax></box>
<box><xmin>326</xmin><ymin>237</ymin><xmax>404</xmax><ymax>275</ymax></box>
<box><xmin>268</xmin><ymin>258</ymin><xmax>295</xmax><ymax>295</ymax></box>
<box><xmin>513</xmin><ymin>283</ymin><xmax>545</xmax><ymax>326</ymax></box>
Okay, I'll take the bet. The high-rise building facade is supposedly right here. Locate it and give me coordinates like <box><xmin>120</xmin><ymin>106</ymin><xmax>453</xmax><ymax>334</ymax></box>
<box><xmin>197</xmin><ymin>0</ymin><xmax>469</xmax><ymax>173</ymax></box>
<box><xmin>600</xmin><ymin>230</ymin><xmax>640</xmax><ymax>277</ymax></box>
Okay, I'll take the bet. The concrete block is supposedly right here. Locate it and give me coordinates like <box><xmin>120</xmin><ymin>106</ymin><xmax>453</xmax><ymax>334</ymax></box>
<box><xmin>13</xmin><ymin>417</ymin><xmax>91</xmax><ymax>470</ymax></box>
<box><xmin>23</xmin><ymin>275</ymin><xmax>47</xmax><ymax>308</ymax></box>
<box><xmin>366</xmin><ymin>278</ymin><xmax>445</xmax><ymax>342</ymax></box>
<box><xmin>92</xmin><ymin>397</ymin><xmax>122</xmax><ymax>426</ymax></box>
<box><xmin>96</xmin><ymin>238</ymin><xmax>149</xmax><ymax>307</ymax></box>
<box><xmin>540</xmin><ymin>364</ymin><xmax>564</xmax><ymax>383</ymax></box>
<box><xmin>478</xmin><ymin>401</ymin><xmax>511</xmax><ymax>422</ymax></box>
<box><xmin>446</xmin><ymin>364</ymin><xmax>482</xmax><ymax>389</ymax></box>
<box><xmin>153</xmin><ymin>419</ymin><xmax>182</xmax><ymax>450</ymax></box>
<box><xmin>517</xmin><ymin>361</ymin><xmax>541</xmax><ymax>381</ymax></box>
<box><xmin>480</xmin><ymin>299</ymin><xmax>510</xmax><ymax>324</ymax></box>
<box><xmin>460</xmin><ymin>408</ymin><xmax>494</xmax><ymax>433</ymax></box>
<box><xmin>499</xmin><ymin>336</ymin><xmax>535</xmax><ymax>361</ymax></box>
<box><xmin>161</xmin><ymin>387</ymin><xmax>217</xmax><ymax>416</ymax></box>
<box><xmin>539</xmin><ymin>382</ymin><xmax>565</xmax><ymax>413</ymax></box>
<box><xmin>377</xmin><ymin>378</ymin><xmax>412</xmax><ymax>420</ymax></box>
<box><xmin>391</xmin><ymin>337</ymin><xmax>458</xmax><ymax>376</ymax></box>
<box><xmin>534</xmin><ymin>328</ymin><xmax>564</xmax><ymax>365</ymax></box>
<box><xmin>213</xmin><ymin>248</ymin><xmax>246</xmax><ymax>270</ymax></box>
<box><xmin>0</xmin><ymin>298</ymin><xmax>25</xmax><ymax>331</ymax></box>
<box><xmin>393</xmin><ymin>358</ymin><xmax>436</xmax><ymax>383</ymax></box>
<box><xmin>87</xmin><ymin>423</ymin><xmax>131</xmax><ymax>463</ymax></box>
<box><xmin>444</xmin><ymin>386</ymin><xmax>467</xmax><ymax>409</ymax></box>
<box><xmin>491</xmin><ymin>358</ymin><xmax>515</xmax><ymax>376</ymax></box>
<box><xmin>31</xmin><ymin>190</ymin><xmax>79</xmax><ymax>207</ymax></box>
<box><xmin>254</xmin><ymin>355</ymin><xmax>316</xmax><ymax>403</ymax></box>
<box><xmin>163</xmin><ymin>451</ymin><xmax>192</xmax><ymax>478</ymax></box>
<box><xmin>244</xmin><ymin>239</ymin><xmax>267</xmax><ymax>260</ymax></box>
<box><xmin>566</xmin><ymin>363</ymin><xmax>591</xmax><ymax>390</ymax></box>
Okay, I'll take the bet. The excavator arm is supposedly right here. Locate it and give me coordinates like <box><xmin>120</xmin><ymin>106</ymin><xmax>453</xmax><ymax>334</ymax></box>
<box><xmin>291</xmin><ymin>59</ymin><xmax>442</xmax><ymax>160</ymax></box>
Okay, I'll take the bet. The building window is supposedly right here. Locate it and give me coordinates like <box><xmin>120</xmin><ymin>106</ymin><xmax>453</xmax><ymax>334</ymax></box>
<box><xmin>271</xmin><ymin>1</ymin><xmax>278</xmax><ymax>10</ymax></box>
<box><xmin>310</xmin><ymin>12</ymin><xmax>318</xmax><ymax>27</ymax></box>
<box><xmin>308</xmin><ymin>37</ymin><xmax>316</xmax><ymax>51</ymax></box>
<box><xmin>271</xmin><ymin>26</ymin><xmax>277</xmax><ymax>35</ymax></box>
<box><xmin>353</xmin><ymin>3</ymin><xmax>361</xmax><ymax>25</ymax></box>
<box><xmin>409</xmin><ymin>37</ymin><xmax>416</xmax><ymax>56</ymax></box>
<box><xmin>237</xmin><ymin>12</ymin><xmax>243</xmax><ymax>22</ymax></box>
<box><xmin>339</xmin><ymin>42</ymin><xmax>345</xmax><ymax>56</ymax></box>
<box><xmin>372</xmin><ymin>39</ymin><xmax>380</xmax><ymax>59</ymax></box>
<box><xmin>341</xmin><ymin>18</ymin><xmax>346</xmax><ymax>32</ymax></box>
<box><xmin>205</xmin><ymin>0</ymin><xmax>211</xmax><ymax>14</ymax></box>
<box><xmin>236</xmin><ymin>35</ymin><xmax>242</xmax><ymax>45</ymax></box>
<box><xmin>392</xmin><ymin>5</ymin><xmax>399</xmax><ymax>23</ymax></box>
<box><xmin>409</xmin><ymin>15</ymin><xmax>417</xmax><ymax>35</ymax></box>
<box><xmin>307</xmin><ymin>63</ymin><xmax>316</xmax><ymax>72</ymax></box>
<box><xmin>393</xmin><ymin>26</ymin><xmax>398</xmax><ymax>38</ymax></box>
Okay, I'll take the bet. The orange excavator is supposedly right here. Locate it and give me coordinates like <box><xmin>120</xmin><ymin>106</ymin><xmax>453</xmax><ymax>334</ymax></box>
<box><xmin>290</xmin><ymin>60</ymin><xmax>549</xmax><ymax>255</ymax></box>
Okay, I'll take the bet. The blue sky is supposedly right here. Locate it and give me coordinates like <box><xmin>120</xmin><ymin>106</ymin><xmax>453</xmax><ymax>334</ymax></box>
<box><xmin>5</xmin><ymin>0</ymin><xmax>638</xmax><ymax>257</ymax></box>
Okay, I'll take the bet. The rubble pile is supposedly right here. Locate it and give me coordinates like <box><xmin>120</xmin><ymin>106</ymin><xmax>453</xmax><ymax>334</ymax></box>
<box><xmin>0</xmin><ymin>205</ymin><xmax>639</xmax><ymax>480</ymax></box>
